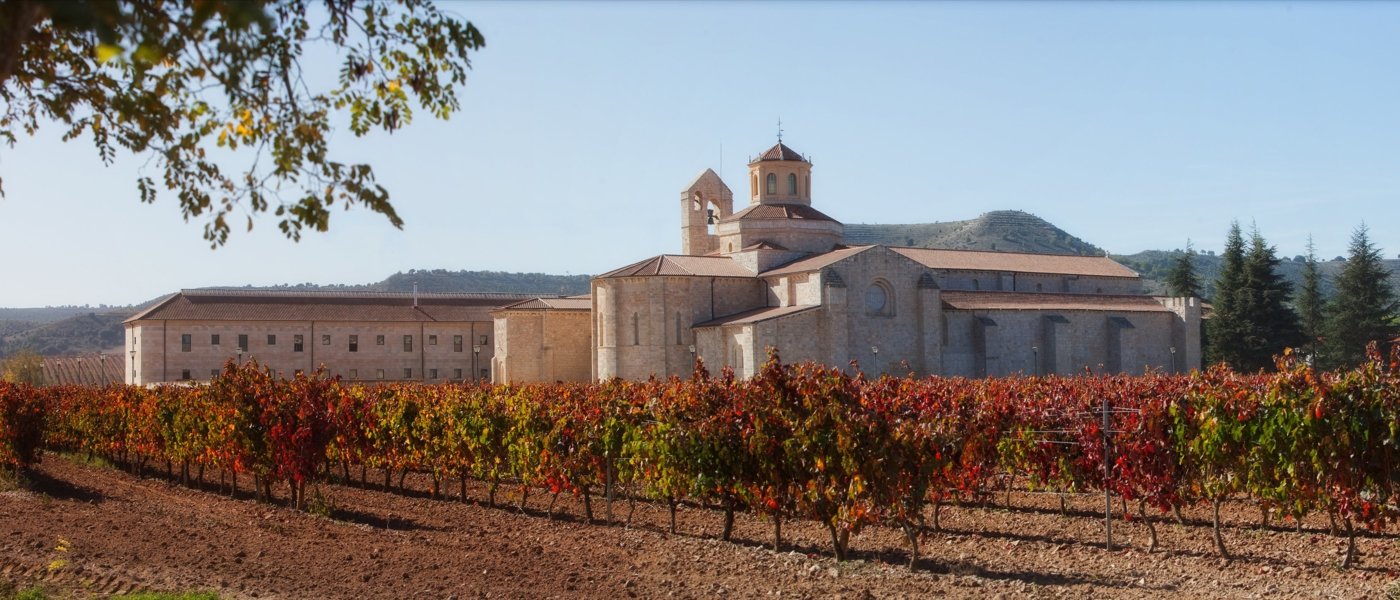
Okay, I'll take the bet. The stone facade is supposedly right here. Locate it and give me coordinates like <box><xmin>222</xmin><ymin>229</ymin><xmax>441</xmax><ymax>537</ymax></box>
<box><xmin>491</xmin><ymin>297</ymin><xmax>593</xmax><ymax>383</ymax></box>
<box><xmin>123</xmin><ymin>290</ymin><xmax>533</xmax><ymax>385</ymax></box>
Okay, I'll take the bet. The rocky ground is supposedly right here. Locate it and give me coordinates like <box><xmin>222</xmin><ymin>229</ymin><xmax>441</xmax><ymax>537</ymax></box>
<box><xmin>2</xmin><ymin>455</ymin><xmax>1398</xmax><ymax>599</ymax></box>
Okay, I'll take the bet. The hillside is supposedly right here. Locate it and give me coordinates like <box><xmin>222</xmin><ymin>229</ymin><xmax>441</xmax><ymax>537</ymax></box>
<box><xmin>370</xmin><ymin>269</ymin><xmax>592</xmax><ymax>295</ymax></box>
<box><xmin>1113</xmin><ymin>250</ymin><xmax>1400</xmax><ymax>299</ymax></box>
<box><xmin>0</xmin><ymin>311</ymin><xmax>130</xmax><ymax>357</ymax></box>
<box><xmin>844</xmin><ymin>210</ymin><xmax>1103</xmax><ymax>255</ymax></box>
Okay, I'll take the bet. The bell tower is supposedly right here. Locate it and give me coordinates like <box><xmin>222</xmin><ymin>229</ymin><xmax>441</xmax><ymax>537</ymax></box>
<box><xmin>680</xmin><ymin>168</ymin><xmax>733</xmax><ymax>256</ymax></box>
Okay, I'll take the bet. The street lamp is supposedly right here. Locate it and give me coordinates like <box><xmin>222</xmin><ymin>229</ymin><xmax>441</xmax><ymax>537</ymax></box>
<box><xmin>1169</xmin><ymin>346</ymin><xmax>1177</xmax><ymax>373</ymax></box>
<box><xmin>236</xmin><ymin>348</ymin><xmax>243</xmax><ymax>366</ymax></box>
<box><xmin>870</xmin><ymin>346</ymin><xmax>879</xmax><ymax>372</ymax></box>
<box><xmin>472</xmin><ymin>345</ymin><xmax>482</xmax><ymax>381</ymax></box>
<box><xmin>1032</xmin><ymin>345</ymin><xmax>1039</xmax><ymax>376</ymax></box>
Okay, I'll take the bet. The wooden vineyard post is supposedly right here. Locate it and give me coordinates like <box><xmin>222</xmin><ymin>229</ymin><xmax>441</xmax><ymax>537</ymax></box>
<box><xmin>1102</xmin><ymin>393</ymin><xmax>1112</xmax><ymax>552</ymax></box>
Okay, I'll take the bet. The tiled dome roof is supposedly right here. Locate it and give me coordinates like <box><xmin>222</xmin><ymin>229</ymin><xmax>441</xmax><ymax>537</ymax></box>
<box><xmin>753</xmin><ymin>142</ymin><xmax>808</xmax><ymax>163</ymax></box>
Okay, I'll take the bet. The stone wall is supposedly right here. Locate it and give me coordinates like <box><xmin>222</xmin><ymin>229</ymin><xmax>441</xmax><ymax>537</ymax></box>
<box><xmin>492</xmin><ymin>309</ymin><xmax>592</xmax><ymax>383</ymax></box>
<box><xmin>594</xmin><ymin>275</ymin><xmax>766</xmax><ymax>380</ymax></box>
<box><xmin>126</xmin><ymin>320</ymin><xmax>494</xmax><ymax>384</ymax></box>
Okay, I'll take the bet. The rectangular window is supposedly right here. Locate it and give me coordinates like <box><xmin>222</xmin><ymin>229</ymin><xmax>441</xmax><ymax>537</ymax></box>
<box><xmin>322</xmin><ymin>334</ymin><xmax>331</xmax><ymax>346</ymax></box>
<box><xmin>376</xmin><ymin>369</ymin><xmax>385</xmax><ymax>380</ymax></box>
<box><xmin>428</xmin><ymin>335</ymin><xmax>438</xmax><ymax>346</ymax></box>
<box><xmin>453</xmin><ymin>335</ymin><xmax>463</xmax><ymax>352</ymax></box>
<box><xmin>453</xmin><ymin>368</ymin><xmax>463</xmax><ymax>379</ymax></box>
<box><xmin>181</xmin><ymin>369</ymin><xmax>191</xmax><ymax>380</ymax></box>
<box><xmin>237</xmin><ymin>334</ymin><xmax>249</xmax><ymax>352</ymax></box>
<box><xmin>403</xmin><ymin>368</ymin><xmax>413</xmax><ymax>379</ymax></box>
<box><xmin>479</xmin><ymin>335</ymin><xmax>489</xmax><ymax>345</ymax></box>
<box><xmin>293</xmin><ymin>335</ymin><xmax>304</xmax><ymax>353</ymax></box>
<box><xmin>376</xmin><ymin>335</ymin><xmax>385</xmax><ymax>346</ymax></box>
<box><xmin>349</xmin><ymin>335</ymin><xmax>359</xmax><ymax>353</ymax></box>
<box><xmin>349</xmin><ymin>369</ymin><xmax>358</xmax><ymax>380</ymax></box>
<box><xmin>403</xmin><ymin>335</ymin><xmax>413</xmax><ymax>352</ymax></box>
<box><xmin>180</xmin><ymin>334</ymin><xmax>192</xmax><ymax>352</ymax></box>
<box><xmin>429</xmin><ymin>368</ymin><xmax>438</xmax><ymax>379</ymax></box>
<box><xmin>211</xmin><ymin>334</ymin><xmax>220</xmax><ymax>346</ymax></box>
<box><xmin>267</xmin><ymin>334</ymin><xmax>277</xmax><ymax>346</ymax></box>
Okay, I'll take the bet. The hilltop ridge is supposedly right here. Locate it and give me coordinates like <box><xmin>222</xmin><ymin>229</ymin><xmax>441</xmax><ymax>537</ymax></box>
<box><xmin>844</xmin><ymin>210</ymin><xmax>1103</xmax><ymax>256</ymax></box>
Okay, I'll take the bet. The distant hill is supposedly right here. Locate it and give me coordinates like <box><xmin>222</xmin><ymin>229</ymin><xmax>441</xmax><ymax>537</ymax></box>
<box><xmin>370</xmin><ymin>269</ymin><xmax>592</xmax><ymax>296</ymax></box>
<box><xmin>844</xmin><ymin>210</ymin><xmax>1104</xmax><ymax>256</ymax></box>
<box><xmin>0</xmin><ymin>312</ymin><xmax>130</xmax><ymax>358</ymax></box>
<box><xmin>1113</xmin><ymin>250</ymin><xmax>1400</xmax><ymax>300</ymax></box>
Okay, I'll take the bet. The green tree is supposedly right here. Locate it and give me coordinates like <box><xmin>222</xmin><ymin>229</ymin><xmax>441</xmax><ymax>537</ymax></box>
<box><xmin>1</xmin><ymin>0</ymin><xmax>484</xmax><ymax>246</ymax></box>
<box><xmin>1206</xmin><ymin>222</ymin><xmax>1301</xmax><ymax>371</ymax></box>
<box><xmin>1206</xmin><ymin>221</ymin><xmax>1248</xmax><ymax>366</ymax></box>
<box><xmin>1235</xmin><ymin>227</ymin><xmax>1301</xmax><ymax>371</ymax></box>
<box><xmin>0</xmin><ymin>348</ymin><xmax>44</xmax><ymax>385</ymax></box>
<box><xmin>1166</xmin><ymin>239</ymin><xmax>1202</xmax><ymax>298</ymax></box>
<box><xmin>1295</xmin><ymin>236</ymin><xmax>1326</xmax><ymax>364</ymax></box>
<box><xmin>1324</xmin><ymin>224</ymin><xmax>1399</xmax><ymax>368</ymax></box>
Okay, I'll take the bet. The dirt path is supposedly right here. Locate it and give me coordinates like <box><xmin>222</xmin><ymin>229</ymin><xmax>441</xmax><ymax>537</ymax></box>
<box><xmin>2</xmin><ymin>456</ymin><xmax>1397</xmax><ymax>599</ymax></box>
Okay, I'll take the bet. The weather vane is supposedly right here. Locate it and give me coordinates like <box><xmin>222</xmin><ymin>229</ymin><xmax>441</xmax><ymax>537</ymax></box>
<box><xmin>777</xmin><ymin>118</ymin><xmax>783</xmax><ymax>143</ymax></box>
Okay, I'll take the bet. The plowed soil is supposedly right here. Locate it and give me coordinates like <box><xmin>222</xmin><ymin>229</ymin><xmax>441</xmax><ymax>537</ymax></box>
<box><xmin>2</xmin><ymin>455</ymin><xmax>1397</xmax><ymax>599</ymax></box>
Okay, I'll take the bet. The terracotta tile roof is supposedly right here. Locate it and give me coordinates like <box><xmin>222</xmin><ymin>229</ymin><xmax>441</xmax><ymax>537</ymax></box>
<box><xmin>720</xmin><ymin>203</ymin><xmax>838</xmax><ymax>224</ymax></box>
<box><xmin>127</xmin><ymin>290</ymin><xmax>541</xmax><ymax>323</ymax></box>
<box><xmin>760</xmin><ymin>245</ymin><xmax>875</xmax><ymax>276</ymax></box>
<box><xmin>41</xmin><ymin>355</ymin><xmax>125</xmax><ymax>386</ymax></box>
<box><xmin>597</xmin><ymin>255</ymin><xmax>755</xmax><ymax>279</ymax></box>
<box><xmin>753</xmin><ymin>142</ymin><xmax>808</xmax><ymax>163</ymax></box>
<box><xmin>891</xmin><ymin>247</ymin><xmax>1139</xmax><ymax>278</ymax></box>
<box><xmin>940</xmin><ymin>292</ymin><xmax>1172</xmax><ymax>313</ymax></box>
<box><xmin>694</xmin><ymin>305</ymin><xmax>820</xmax><ymax>327</ymax></box>
<box><xmin>496</xmin><ymin>297</ymin><xmax>593</xmax><ymax>311</ymax></box>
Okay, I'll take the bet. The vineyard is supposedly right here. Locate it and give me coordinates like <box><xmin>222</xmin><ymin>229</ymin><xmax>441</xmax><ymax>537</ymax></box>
<box><xmin>2</xmin><ymin>346</ymin><xmax>1399</xmax><ymax>579</ymax></box>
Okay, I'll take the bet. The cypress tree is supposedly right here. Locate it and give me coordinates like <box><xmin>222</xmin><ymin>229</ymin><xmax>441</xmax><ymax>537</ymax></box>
<box><xmin>1166</xmin><ymin>240</ymin><xmax>1202</xmax><ymax>299</ymax></box>
<box><xmin>1206</xmin><ymin>222</ymin><xmax>1248</xmax><ymax>367</ymax></box>
<box><xmin>1236</xmin><ymin>228</ymin><xmax>1302</xmax><ymax>371</ymax></box>
<box><xmin>1295</xmin><ymin>236</ymin><xmax>1326</xmax><ymax>365</ymax></box>
<box><xmin>1324</xmin><ymin>224</ymin><xmax>1399</xmax><ymax>368</ymax></box>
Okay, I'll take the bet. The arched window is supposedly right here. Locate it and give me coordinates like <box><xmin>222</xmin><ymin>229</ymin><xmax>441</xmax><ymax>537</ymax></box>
<box><xmin>787</xmin><ymin>173</ymin><xmax>797</xmax><ymax>195</ymax></box>
<box><xmin>766</xmin><ymin>173</ymin><xmax>777</xmax><ymax>194</ymax></box>
<box><xmin>805</xmin><ymin>175</ymin><xmax>810</xmax><ymax>196</ymax></box>
<box><xmin>632</xmin><ymin>313</ymin><xmax>640</xmax><ymax>345</ymax></box>
<box><xmin>751</xmin><ymin>174</ymin><xmax>758</xmax><ymax>197</ymax></box>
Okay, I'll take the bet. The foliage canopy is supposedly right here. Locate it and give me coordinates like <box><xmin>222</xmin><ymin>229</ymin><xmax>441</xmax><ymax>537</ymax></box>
<box><xmin>0</xmin><ymin>0</ymin><xmax>484</xmax><ymax>246</ymax></box>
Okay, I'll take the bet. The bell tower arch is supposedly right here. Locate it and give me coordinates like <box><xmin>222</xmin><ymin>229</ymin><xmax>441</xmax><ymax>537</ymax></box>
<box><xmin>680</xmin><ymin>168</ymin><xmax>733</xmax><ymax>255</ymax></box>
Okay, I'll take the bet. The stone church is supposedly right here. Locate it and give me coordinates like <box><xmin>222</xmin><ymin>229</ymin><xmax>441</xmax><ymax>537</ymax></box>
<box><xmin>491</xmin><ymin>139</ymin><xmax>1201</xmax><ymax>383</ymax></box>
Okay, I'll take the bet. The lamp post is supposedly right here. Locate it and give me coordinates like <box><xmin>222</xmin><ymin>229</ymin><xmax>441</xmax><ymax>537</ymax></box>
<box><xmin>688</xmin><ymin>344</ymin><xmax>696</xmax><ymax>366</ymax></box>
<box><xmin>1169</xmin><ymin>346</ymin><xmax>1177</xmax><ymax>374</ymax></box>
<box><xmin>236</xmin><ymin>348</ymin><xmax>243</xmax><ymax>366</ymax></box>
<box><xmin>1032</xmin><ymin>345</ymin><xmax>1039</xmax><ymax>376</ymax></box>
<box><xmin>472</xmin><ymin>345</ymin><xmax>481</xmax><ymax>381</ymax></box>
<box><xmin>871</xmin><ymin>346</ymin><xmax>879</xmax><ymax>373</ymax></box>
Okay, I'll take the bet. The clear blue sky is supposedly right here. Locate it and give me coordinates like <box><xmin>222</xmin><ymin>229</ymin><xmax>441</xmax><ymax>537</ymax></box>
<box><xmin>3</xmin><ymin>1</ymin><xmax>1399</xmax><ymax>307</ymax></box>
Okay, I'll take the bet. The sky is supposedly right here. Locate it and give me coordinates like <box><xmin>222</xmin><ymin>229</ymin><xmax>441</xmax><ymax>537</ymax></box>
<box><xmin>2</xmin><ymin>1</ymin><xmax>1399</xmax><ymax>307</ymax></box>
